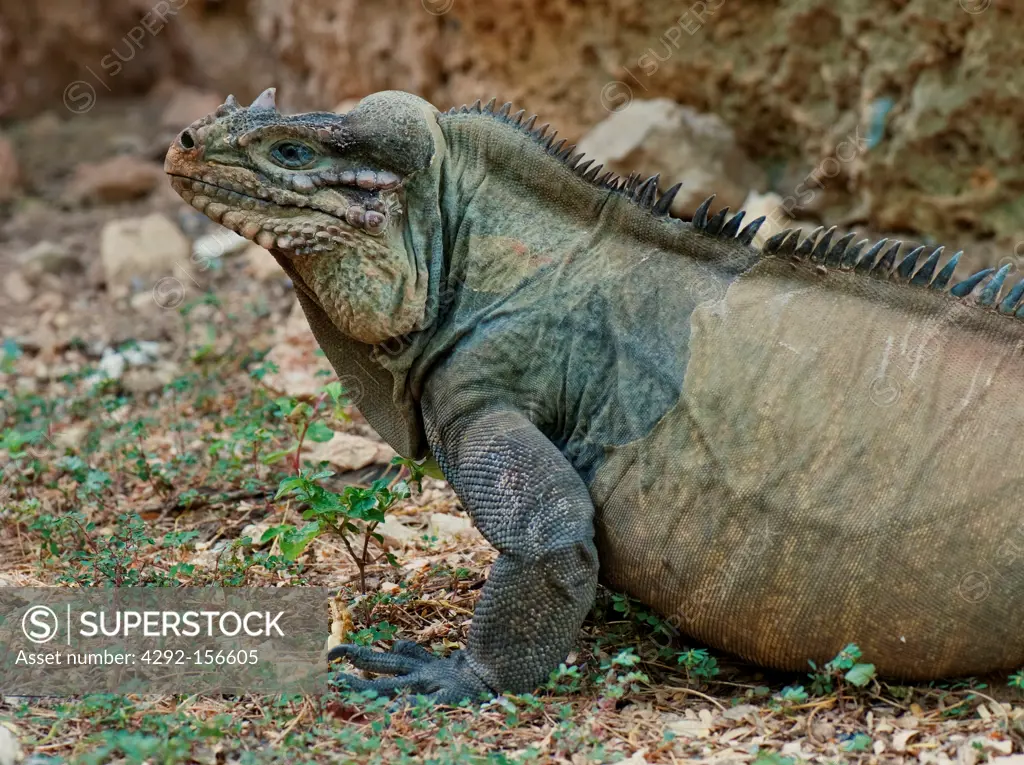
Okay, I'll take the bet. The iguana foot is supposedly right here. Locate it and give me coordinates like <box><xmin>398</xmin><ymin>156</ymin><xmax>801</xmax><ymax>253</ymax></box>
<box><xmin>328</xmin><ymin>640</ymin><xmax>494</xmax><ymax>705</ymax></box>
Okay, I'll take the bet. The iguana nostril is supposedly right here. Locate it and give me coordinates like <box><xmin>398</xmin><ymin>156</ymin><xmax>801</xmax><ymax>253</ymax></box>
<box><xmin>178</xmin><ymin>129</ymin><xmax>198</xmax><ymax>150</ymax></box>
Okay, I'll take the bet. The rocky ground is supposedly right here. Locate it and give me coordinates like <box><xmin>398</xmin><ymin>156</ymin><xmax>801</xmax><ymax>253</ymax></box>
<box><xmin>0</xmin><ymin>85</ymin><xmax>1022</xmax><ymax>764</ymax></box>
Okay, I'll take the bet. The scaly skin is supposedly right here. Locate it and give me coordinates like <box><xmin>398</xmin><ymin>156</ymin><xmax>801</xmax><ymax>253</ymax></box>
<box><xmin>166</xmin><ymin>89</ymin><xmax>1024</xmax><ymax>704</ymax></box>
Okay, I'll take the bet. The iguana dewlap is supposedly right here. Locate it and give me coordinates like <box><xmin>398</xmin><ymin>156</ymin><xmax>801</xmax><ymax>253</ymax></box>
<box><xmin>165</xmin><ymin>88</ymin><xmax>1024</xmax><ymax>703</ymax></box>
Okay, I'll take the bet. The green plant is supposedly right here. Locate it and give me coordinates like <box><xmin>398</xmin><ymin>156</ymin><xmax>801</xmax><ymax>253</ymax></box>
<box><xmin>268</xmin><ymin>468</ymin><xmax>408</xmax><ymax>591</ymax></box>
<box><xmin>676</xmin><ymin>647</ymin><xmax>720</xmax><ymax>682</ymax></box>
<box><xmin>597</xmin><ymin>648</ymin><xmax>649</xmax><ymax>700</ymax></box>
<box><xmin>808</xmin><ymin>643</ymin><xmax>876</xmax><ymax>695</ymax></box>
<box><xmin>545</xmin><ymin>663</ymin><xmax>584</xmax><ymax>695</ymax></box>
<box><xmin>58</xmin><ymin>512</ymin><xmax>155</xmax><ymax>586</ymax></box>
<box><xmin>1010</xmin><ymin>668</ymin><xmax>1024</xmax><ymax>692</ymax></box>
<box><xmin>777</xmin><ymin>685</ymin><xmax>809</xmax><ymax>705</ymax></box>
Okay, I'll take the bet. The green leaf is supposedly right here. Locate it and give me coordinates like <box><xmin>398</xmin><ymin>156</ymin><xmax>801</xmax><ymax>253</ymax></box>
<box><xmin>779</xmin><ymin>685</ymin><xmax>808</xmax><ymax>704</ymax></box>
<box><xmin>262</xmin><ymin>447</ymin><xmax>297</xmax><ymax>465</ymax></box>
<box><xmin>305</xmin><ymin>421</ymin><xmax>335</xmax><ymax>443</ymax></box>
<box><xmin>844</xmin><ymin>663</ymin><xmax>877</xmax><ymax>687</ymax></box>
<box><xmin>840</xmin><ymin>732</ymin><xmax>872</xmax><ymax>752</ymax></box>
<box><xmin>259</xmin><ymin>525</ymin><xmax>290</xmax><ymax>544</ymax></box>
<box><xmin>278</xmin><ymin>522</ymin><xmax>321</xmax><ymax>561</ymax></box>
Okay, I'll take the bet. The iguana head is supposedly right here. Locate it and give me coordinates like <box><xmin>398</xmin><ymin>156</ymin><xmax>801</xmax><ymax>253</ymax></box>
<box><xmin>164</xmin><ymin>88</ymin><xmax>445</xmax><ymax>343</ymax></box>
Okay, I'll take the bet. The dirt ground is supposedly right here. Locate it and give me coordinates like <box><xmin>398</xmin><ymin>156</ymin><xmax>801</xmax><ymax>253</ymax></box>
<box><xmin>1</xmin><ymin>92</ymin><xmax>1022</xmax><ymax>765</ymax></box>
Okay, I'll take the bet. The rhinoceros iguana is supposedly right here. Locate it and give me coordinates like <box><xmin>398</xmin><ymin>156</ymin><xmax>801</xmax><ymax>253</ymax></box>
<box><xmin>165</xmin><ymin>87</ymin><xmax>1024</xmax><ymax>703</ymax></box>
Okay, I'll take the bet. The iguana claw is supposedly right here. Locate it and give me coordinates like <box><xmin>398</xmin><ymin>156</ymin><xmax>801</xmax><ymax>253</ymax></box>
<box><xmin>328</xmin><ymin>641</ymin><xmax>494</xmax><ymax>706</ymax></box>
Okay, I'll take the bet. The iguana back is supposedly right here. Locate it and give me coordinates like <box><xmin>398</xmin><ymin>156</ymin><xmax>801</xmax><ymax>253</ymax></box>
<box><xmin>591</xmin><ymin>248</ymin><xmax>1024</xmax><ymax>678</ymax></box>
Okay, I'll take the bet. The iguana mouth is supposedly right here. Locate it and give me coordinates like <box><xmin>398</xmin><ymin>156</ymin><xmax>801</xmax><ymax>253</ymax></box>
<box><xmin>168</xmin><ymin>173</ymin><xmax>392</xmax><ymax>255</ymax></box>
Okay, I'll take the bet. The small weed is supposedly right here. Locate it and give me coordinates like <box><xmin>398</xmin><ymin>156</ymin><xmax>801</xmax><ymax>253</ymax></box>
<box><xmin>808</xmin><ymin>643</ymin><xmax>876</xmax><ymax>695</ymax></box>
<box><xmin>676</xmin><ymin>647</ymin><xmax>720</xmax><ymax>683</ymax></box>
<box><xmin>270</xmin><ymin>468</ymin><xmax>407</xmax><ymax>591</ymax></box>
<box><xmin>597</xmin><ymin>648</ymin><xmax>649</xmax><ymax>701</ymax></box>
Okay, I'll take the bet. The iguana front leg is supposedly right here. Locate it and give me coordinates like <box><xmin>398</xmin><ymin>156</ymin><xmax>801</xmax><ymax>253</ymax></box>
<box><xmin>329</xmin><ymin>407</ymin><xmax>600</xmax><ymax>703</ymax></box>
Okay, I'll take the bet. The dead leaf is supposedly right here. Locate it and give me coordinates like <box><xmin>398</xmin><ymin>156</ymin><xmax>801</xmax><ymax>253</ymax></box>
<box><xmin>892</xmin><ymin>729</ymin><xmax>918</xmax><ymax>752</ymax></box>
<box><xmin>722</xmin><ymin>704</ymin><xmax>758</xmax><ymax>721</ymax></box>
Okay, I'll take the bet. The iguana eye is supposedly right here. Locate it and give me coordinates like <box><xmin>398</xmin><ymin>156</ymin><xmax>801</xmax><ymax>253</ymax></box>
<box><xmin>270</xmin><ymin>141</ymin><xmax>316</xmax><ymax>169</ymax></box>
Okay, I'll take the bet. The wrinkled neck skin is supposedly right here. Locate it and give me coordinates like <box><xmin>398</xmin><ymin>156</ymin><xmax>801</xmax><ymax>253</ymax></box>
<box><xmin>283</xmin><ymin>107</ymin><xmax>448</xmax><ymax>348</ymax></box>
<box><xmin>286</xmin><ymin>221</ymin><xmax>423</xmax><ymax>344</ymax></box>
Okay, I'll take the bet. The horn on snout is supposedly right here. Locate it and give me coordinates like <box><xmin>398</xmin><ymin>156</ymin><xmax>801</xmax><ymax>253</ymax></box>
<box><xmin>250</xmin><ymin>87</ymin><xmax>278</xmax><ymax>111</ymax></box>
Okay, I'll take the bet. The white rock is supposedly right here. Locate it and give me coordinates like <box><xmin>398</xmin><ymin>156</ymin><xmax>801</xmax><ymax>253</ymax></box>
<box><xmin>100</xmin><ymin>213</ymin><xmax>190</xmax><ymax>298</ymax></box>
<box><xmin>577</xmin><ymin>98</ymin><xmax>765</xmax><ymax>217</ymax></box>
<box><xmin>193</xmin><ymin>229</ymin><xmax>249</xmax><ymax>263</ymax></box>
<box><xmin>428</xmin><ymin>512</ymin><xmax>477</xmax><ymax>541</ymax></box>
<box><xmin>120</xmin><ymin>340</ymin><xmax>162</xmax><ymax>366</ymax></box>
<box><xmin>243</xmin><ymin>243</ymin><xmax>285</xmax><ymax>282</ymax></box>
<box><xmin>303</xmin><ymin>432</ymin><xmax>396</xmax><ymax>471</ymax></box>
<box><xmin>376</xmin><ymin>517</ymin><xmax>421</xmax><ymax>548</ymax></box>
<box><xmin>2</xmin><ymin>272</ymin><xmax>33</xmax><ymax>305</ymax></box>
<box><xmin>122</xmin><ymin>361</ymin><xmax>179</xmax><ymax>395</ymax></box>
<box><xmin>18</xmin><ymin>240</ymin><xmax>82</xmax><ymax>285</ymax></box>
<box><xmin>96</xmin><ymin>349</ymin><xmax>127</xmax><ymax>381</ymax></box>
<box><xmin>0</xmin><ymin>725</ymin><xmax>22</xmax><ymax>765</ymax></box>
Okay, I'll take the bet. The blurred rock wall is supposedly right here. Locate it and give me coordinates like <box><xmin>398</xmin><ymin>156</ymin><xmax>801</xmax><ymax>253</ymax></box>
<box><xmin>2</xmin><ymin>0</ymin><xmax>1021</xmax><ymax>239</ymax></box>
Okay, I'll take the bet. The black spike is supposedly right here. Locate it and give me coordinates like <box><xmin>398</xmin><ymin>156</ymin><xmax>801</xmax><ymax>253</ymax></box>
<box><xmin>566</xmin><ymin>151</ymin><xmax>585</xmax><ymax>167</ymax></box>
<box><xmin>825</xmin><ymin>231</ymin><xmax>857</xmax><ymax>267</ymax></box>
<box><xmin>795</xmin><ymin>226</ymin><xmax>824</xmax><ymax>258</ymax></box>
<box><xmin>470</xmin><ymin>99</ymin><xmax>483</xmax><ymax>113</ymax></box>
<box><xmin>977</xmin><ymin>263</ymin><xmax>1012</xmax><ymax>306</ymax></box>
<box><xmin>810</xmin><ymin>226</ymin><xmax>837</xmax><ymax>262</ymax></box>
<box><xmin>635</xmin><ymin>174</ymin><xmax>659</xmax><ymax>208</ymax></box>
<box><xmin>483</xmin><ymin>97</ymin><xmax>497</xmax><ymax>113</ymax></box>
<box><xmin>896</xmin><ymin>245</ymin><xmax>927</xmax><ymax>280</ymax></box>
<box><xmin>447</xmin><ymin>106</ymin><xmax>458</xmax><ymax>115</ymax></box>
<box><xmin>497</xmin><ymin>102</ymin><xmax>512</xmax><ymax>118</ymax></box>
<box><xmin>458</xmin><ymin>104</ymin><xmax>470</xmax><ymax>114</ymax></box>
<box><xmin>738</xmin><ymin>216</ymin><xmax>766</xmax><ymax>246</ymax></box>
<box><xmin>510</xmin><ymin>108</ymin><xmax>525</xmax><ymax>124</ymax></box>
<box><xmin>873</xmin><ymin>240</ymin><xmax>903</xmax><ymax>275</ymax></box>
<box><xmin>595</xmin><ymin>171</ymin><xmax>613</xmax><ymax>186</ymax></box>
<box><xmin>652</xmin><ymin>183</ymin><xmax>682</xmax><ymax>216</ymax></box>
<box><xmin>522</xmin><ymin>115</ymin><xmax>537</xmax><ymax>132</ymax></box>
<box><xmin>575</xmin><ymin>159</ymin><xmax>594</xmax><ymax>176</ymax></box>
<box><xmin>583</xmin><ymin>163</ymin><xmax>603</xmax><ymax>182</ymax></box>
<box><xmin>721</xmin><ymin>211</ymin><xmax>746</xmax><ymax>238</ymax></box>
<box><xmin>932</xmin><ymin>250</ymin><xmax>962</xmax><ymax>290</ymax></box>
<box><xmin>692</xmin><ymin>195</ymin><xmax>715</xmax><ymax>230</ymax></box>
<box><xmin>704</xmin><ymin>207</ymin><xmax>730</xmax><ymax>235</ymax></box>
<box><xmin>778</xmin><ymin>228</ymin><xmax>803</xmax><ymax>256</ymax></box>
<box><xmin>840</xmin><ymin>239</ymin><xmax>869</xmax><ymax>269</ymax></box>
<box><xmin>998</xmin><ymin>277</ymin><xmax>1024</xmax><ymax>314</ymax></box>
<box><xmin>910</xmin><ymin>246</ymin><xmax>943</xmax><ymax>286</ymax></box>
<box><xmin>558</xmin><ymin>144</ymin><xmax>578</xmax><ymax>162</ymax></box>
<box><xmin>950</xmin><ymin>267</ymin><xmax>995</xmax><ymax>298</ymax></box>
<box><xmin>546</xmin><ymin>135</ymin><xmax>562</xmax><ymax>152</ymax></box>
<box><xmin>762</xmin><ymin>229</ymin><xmax>791</xmax><ymax>254</ymax></box>
<box><xmin>533</xmin><ymin>122</ymin><xmax>549</xmax><ymax>139</ymax></box>
<box><xmin>855</xmin><ymin>238</ymin><xmax>888</xmax><ymax>272</ymax></box>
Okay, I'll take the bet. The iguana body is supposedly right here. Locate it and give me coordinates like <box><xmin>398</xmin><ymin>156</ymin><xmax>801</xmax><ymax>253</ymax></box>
<box><xmin>166</xmin><ymin>89</ymin><xmax>1024</xmax><ymax>702</ymax></box>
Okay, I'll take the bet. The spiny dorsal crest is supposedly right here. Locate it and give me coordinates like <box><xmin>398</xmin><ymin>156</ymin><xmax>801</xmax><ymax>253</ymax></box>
<box><xmin>444</xmin><ymin>97</ymin><xmax>767</xmax><ymax>244</ymax></box>
<box><xmin>759</xmin><ymin>225</ymin><xmax>1024</xmax><ymax>319</ymax></box>
<box><xmin>446</xmin><ymin>97</ymin><xmax>1017</xmax><ymax>318</ymax></box>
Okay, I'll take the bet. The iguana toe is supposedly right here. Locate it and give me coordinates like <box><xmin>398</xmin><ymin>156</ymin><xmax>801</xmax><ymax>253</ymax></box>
<box><xmin>328</xmin><ymin>642</ymin><xmax>493</xmax><ymax>706</ymax></box>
